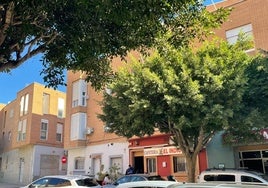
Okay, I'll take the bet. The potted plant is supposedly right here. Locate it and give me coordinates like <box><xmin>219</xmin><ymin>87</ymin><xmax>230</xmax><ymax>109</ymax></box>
<box><xmin>96</xmin><ymin>164</ymin><xmax>107</xmax><ymax>185</ymax></box>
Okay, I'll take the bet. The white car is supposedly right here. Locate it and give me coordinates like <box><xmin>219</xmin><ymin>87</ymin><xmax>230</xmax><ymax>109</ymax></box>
<box><xmin>116</xmin><ymin>180</ymin><xmax>179</xmax><ymax>188</ymax></box>
<box><xmin>20</xmin><ymin>175</ymin><xmax>102</xmax><ymax>188</ymax></box>
<box><xmin>167</xmin><ymin>182</ymin><xmax>268</xmax><ymax>188</ymax></box>
<box><xmin>197</xmin><ymin>169</ymin><xmax>268</xmax><ymax>185</ymax></box>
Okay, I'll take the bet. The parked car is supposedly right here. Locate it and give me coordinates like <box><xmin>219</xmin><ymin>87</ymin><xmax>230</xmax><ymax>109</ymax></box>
<box><xmin>197</xmin><ymin>168</ymin><xmax>268</xmax><ymax>185</ymax></box>
<box><xmin>116</xmin><ymin>180</ymin><xmax>179</xmax><ymax>188</ymax></box>
<box><xmin>167</xmin><ymin>182</ymin><xmax>268</xmax><ymax>188</ymax></box>
<box><xmin>20</xmin><ymin>175</ymin><xmax>101</xmax><ymax>188</ymax></box>
<box><xmin>103</xmin><ymin>174</ymin><xmax>165</xmax><ymax>188</ymax></box>
<box><xmin>115</xmin><ymin>181</ymin><xmax>268</xmax><ymax>188</ymax></box>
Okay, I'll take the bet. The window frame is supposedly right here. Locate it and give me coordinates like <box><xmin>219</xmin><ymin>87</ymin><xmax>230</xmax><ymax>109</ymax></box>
<box><xmin>40</xmin><ymin>119</ymin><xmax>48</xmax><ymax>140</ymax></box>
<box><xmin>173</xmin><ymin>156</ymin><xmax>186</xmax><ymax>173</ymax></box>
<box><xmin>56</xmin><ymin>123</ymin><xmax>63</xmax><ymax>142</ymax></box>
<box><xmin>58</xmin><ymin>97</ymin><xmax>65</xmax><ymax>118</ymax></box>
<box><xmin>72</xmin><ymin>80</ymin><xmax>87</xmax><ymax>108</ymax></box>
<box><xmin>70</xmin><ymin>113</ymin><xmax>87</xmax><ymax>141</ymax></box>
<box><xmin>146</xmin><ymin>157</ymin><xmax>156</xmax><ymax>174</ymax></box>
<box><xmin>74</xmin><ymin>157</ymin><xmax>85</xmax><ymax>170</ymax></box>
<box><xmin>225</xmin><ymin>24</ymin><xmax>254</xmax><ymax>52</ymax></box>
<box><xmin>42</xmin><ymin>93</ymin><xmax>50</xmax><ymax>114</ymax></box>
<box><xmin>17</xmin><ymin>119</ymin><xmax>27</xmax><ymax>141</ymax></box>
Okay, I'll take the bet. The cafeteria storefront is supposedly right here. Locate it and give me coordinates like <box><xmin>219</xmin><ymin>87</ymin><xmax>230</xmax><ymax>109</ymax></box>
<box><xmin>128</xmin><ymin>134</ymin><xmax>205</xmax><ymax>182</ymax></box>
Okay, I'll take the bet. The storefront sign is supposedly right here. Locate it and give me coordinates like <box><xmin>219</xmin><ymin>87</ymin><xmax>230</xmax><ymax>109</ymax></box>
<box><xmin>144</xmin><ymin>146</ymin><xmax>182</xmax><ymax>156</ymax></box>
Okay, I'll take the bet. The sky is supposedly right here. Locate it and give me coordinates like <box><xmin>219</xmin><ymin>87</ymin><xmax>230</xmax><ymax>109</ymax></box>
<box><xmin>0</xmin><ymin>0</ymin><xmax>223</xmax><ymax>104</ymax></box>
<box><xmin>203</xmin><ymin>0</ymin><xmax>223</xmax><ymax>5</ymax></box>
<box><xmin>0</xmin><ymin>55</ymin><xmax>66</xmax><ymax>104</ymax></box>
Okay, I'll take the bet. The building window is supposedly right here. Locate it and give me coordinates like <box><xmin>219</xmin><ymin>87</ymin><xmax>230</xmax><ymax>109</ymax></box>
<box><xmin>111</xmin><ymin>157</ymin><xmax>123</xmax><ymax>174</ymax></box>
<box><xmin>58</xmin><ymin>98</ymin><xmax>65</xmax><ymax>118</ymax></box>
<box><xmin>20</xmin><ymin>94</ymin><xmax>29</xmax><ymax>116</ymax></box>
<box><xmin>0</xmin><ymin>157</ymin><xmax>2</xmax><ymax>171</ymax></box>
<box><xmin>9</xmin><ymin>109</ymin><xmax>14</xmax><ymax>118</ymax></box>
<box><xmin>239</xmin><ymin>150</ymin><xmax>268</xmax><ymax>173</ymax></box>
<box><xmin>3</xmin><ymin>111</ymin><xmax>6</xmax><ymax>128</ymax></box>
<box><xmin>8</xmin><ymin>131</ymin><xmax>11</xmax><ymax>141</ymax></box>
<box><xmin>17</xmin><ymin>119</ymin><xmax>27</xmax><ymax>141</ymax></box>
<box><xmin>56</xmin><ymin>123</ymin><xmax>63</xmax><ymax>142</ymax></box>
<box><xmin>74</xmin><ymin>157</ymin><xmax>85</xmax><ymax>170</ymax></box>
<box><xmin>173</xmin><ymin>156</ymin><xmax>186</xmax><ymax>173</ymax></box>
<box><xmin>42</xmin><ymin>93</ymin><xmax>50</xmax><ymax>114</ymax></box>
<box><xmin>20</xmin><ymin>96</ymin><xmax>24</xmax><ymax>116</ymax></box>
<box><xmin>146</xmin><ymin>158</ymin><xmax>156</xmax><ymax>173</ymax></box>
<box><xmin>72</xmin><ymin>80</ymin><xmax>87</xmax><ymax>108</ymax></box>
<box><xmin>40</xmin><ymin>119</ymin><xmax>48</xmax><ymax>140</ymax></box>
<box><xmin>70</xmin><ymin>113</ymin><xmax>86</xmax><ymax>141</ymax></box>
<box><xmin>226</xmin><ymin>24</ymin><xmax>254</xmax><ymax>51</ymax></box>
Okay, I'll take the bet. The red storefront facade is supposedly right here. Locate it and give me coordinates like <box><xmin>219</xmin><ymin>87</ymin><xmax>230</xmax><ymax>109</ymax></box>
<box><xmin>128</xmin><ymin>134</ymin><xmax>208</xmax><ymax>182</ymax></box>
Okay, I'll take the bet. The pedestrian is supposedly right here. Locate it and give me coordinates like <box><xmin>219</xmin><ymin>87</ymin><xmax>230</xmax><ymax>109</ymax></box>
<box><xmin>125</xmin><ymin>164</ymin><xmax>135</xmax><ymax>175</ymax></box>
<box><xmin>102</xmin><ymin>174</ymin><xmax>112</xmax><ymax>185</ymax></box>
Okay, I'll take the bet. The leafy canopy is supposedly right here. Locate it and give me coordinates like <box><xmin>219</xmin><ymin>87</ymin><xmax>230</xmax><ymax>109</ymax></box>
<box><xmin>98</xmin><ymin>30</ymin><xmax>254</xmax><ymax>183</ymax></box>
<box><xmin>223</xmin><ymin>53</ymin><xmax>268</xmax><ymax>144</ymax></box>
<box><xmin>99</xmin><ymin>36</ymin><xmax>252</xmax><ymax>151</ymax></box>
<box><xmin>0</xmin><ymin>0</ymin><xmax>229</xmax><ymax>89</ymax></box>
<box><xmin>99</xmin><ymin>37</ymin><xmax>251</xmax><ymax>139</ymax></box>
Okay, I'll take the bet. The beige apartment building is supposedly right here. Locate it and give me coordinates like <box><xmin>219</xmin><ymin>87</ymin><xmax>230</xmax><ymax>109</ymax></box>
<box><xmin>0</xmin><ymin>82</ymin><xmax>66</xmax><ymax>185</ymax></box>
<box><xmin>64</xmin><ymin>70</ymin><xmax>129</xmax><ymax>179</ymax></box>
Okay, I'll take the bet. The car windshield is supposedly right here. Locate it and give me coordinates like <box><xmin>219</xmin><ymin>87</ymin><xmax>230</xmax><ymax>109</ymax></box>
<box><xmin>76</xmin><ymin>178</ymin><xmax>99</xmax><ymax>186</ymax></box>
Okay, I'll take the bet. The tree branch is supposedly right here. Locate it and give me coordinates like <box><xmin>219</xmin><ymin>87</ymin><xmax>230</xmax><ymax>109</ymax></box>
<box><xmin>0</xmin><ymin>2</ymin><xmax>14</xmax><ymax>46</ymax></box>
<box><xmin>0</xmin><ymin>45</ymin><xmax>46</xmax><ymax>70</ymax></box>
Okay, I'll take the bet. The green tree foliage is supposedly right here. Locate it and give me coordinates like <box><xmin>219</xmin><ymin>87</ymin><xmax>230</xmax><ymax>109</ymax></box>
<box><xmin>223</xmin><ymin>52</ymin><xmax>268</xmax><ymax>144</ymax></box>
<box><xmin>99</xmin><ymin>38</ymin><xmax>252</xmax><ymax>182</ymax></box>
<box><xmin>0</xmin><ymin>0</ymin><xmax>229</xmax><ymax>89</ymax></box>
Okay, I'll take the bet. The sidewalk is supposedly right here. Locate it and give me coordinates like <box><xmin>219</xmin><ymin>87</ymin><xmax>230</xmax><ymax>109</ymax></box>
<box><xmin>0</xmin><ymin>182</ymin><xmax>23</xmax><ymax>188</ymax></box>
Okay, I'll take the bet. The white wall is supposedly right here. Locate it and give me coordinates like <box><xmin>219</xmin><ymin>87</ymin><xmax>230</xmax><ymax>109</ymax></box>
<box><xmin>33</xmin><ymin>145</ymin><xmax>65</xmax><ymax>179</ymax></box>
<box><xmin>67</xmin><ymin>142</ymin><xmax>129</xmax><ymax>178</ymax></box>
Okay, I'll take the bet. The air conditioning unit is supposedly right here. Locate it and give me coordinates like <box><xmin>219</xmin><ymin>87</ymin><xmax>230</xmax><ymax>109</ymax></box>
<box><xmin>86</xmin><ymin>127</ymin><xmax>94</xmax><ymax>135</ymax></box>
<box><xmin>104</xmin><ymin>125</ymin><xmax>111</xmax><ymax>133</ymax></box>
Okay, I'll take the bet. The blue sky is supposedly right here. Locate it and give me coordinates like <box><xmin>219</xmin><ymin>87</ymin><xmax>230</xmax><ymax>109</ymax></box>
<box><xmin>204</xmin><ymin>0</ymin><xmax>223</xmax><ymax>5</ymax></box>
<box><xmin>0</xmin><ymin>55</ymin><xmax>66</xmax><ymax>104</ymax></box>
<box><xmin>0</xmin><ymin>0</ymin><xmax>222</xmax><ymax>104</ymax></box>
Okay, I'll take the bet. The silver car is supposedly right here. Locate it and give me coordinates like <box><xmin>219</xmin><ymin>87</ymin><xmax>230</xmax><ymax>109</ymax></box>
<box><xmin>103</xmin><ymin>174</ymin><xmax>166</xmax><ymax>188</ymax></box>
<box><xmin>20</xmin><ymin>175</ymin><xmax>102</xmax><ymax>188</ymax></box>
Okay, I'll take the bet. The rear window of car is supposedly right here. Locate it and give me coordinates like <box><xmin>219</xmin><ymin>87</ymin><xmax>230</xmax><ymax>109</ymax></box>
<box><xmin>204</xmin><ymin>174</ymin><xmax>235</xmax><ymax>182</ymax></box>
<box><xmin>76</xmin><ymin>178</ymin><xmax>99</xmax><ymax>186</ymax></box>
<box><xmin>241</xmin><ymin>175</ymin><xmax>263</xmax><ymax>183</ymax></box>
<box><xmin>147</xmin><ymin>175</ymin><xmax>165</xmax><ymax>181</ymax></box>
<box><xmin>130</xmin><ymin>176</ymin><xmax>146</xmax><ymax>181</ymax></box>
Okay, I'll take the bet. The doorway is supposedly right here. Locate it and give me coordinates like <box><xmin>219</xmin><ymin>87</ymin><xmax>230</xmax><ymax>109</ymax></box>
<box><xmin>134</xmin><ymin>156</ymin><xmax>144</xmax><ymax>173</ymax></box>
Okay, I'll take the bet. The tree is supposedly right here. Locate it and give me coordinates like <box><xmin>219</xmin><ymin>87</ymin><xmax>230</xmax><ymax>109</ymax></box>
<box><xmin>223</xmin><ymin>52</ymin><xmax>268</xmax><ymax>144</ymax></box>
<box><xmin>99</xmin><ymin>38</ymin><xmax>252</xmax><ymax>182</ymax></box>
<box><xmin>0</xmin><ymin>0</ymin><xmax>229</xmax><ymax>89</ymax></box>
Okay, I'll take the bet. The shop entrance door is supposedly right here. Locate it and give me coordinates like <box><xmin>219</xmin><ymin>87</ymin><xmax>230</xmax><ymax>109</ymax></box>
<box><xmin>134</xmin><ymin>156</ymin><xmax>144</xmax><ymax>173</ymax></box>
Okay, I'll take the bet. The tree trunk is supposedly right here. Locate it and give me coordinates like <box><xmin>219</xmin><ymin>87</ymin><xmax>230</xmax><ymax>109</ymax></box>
<box><xmin>186</xmin><ymin>153</ymin><xmax>197</xmax><ymax>183</ymax></box>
